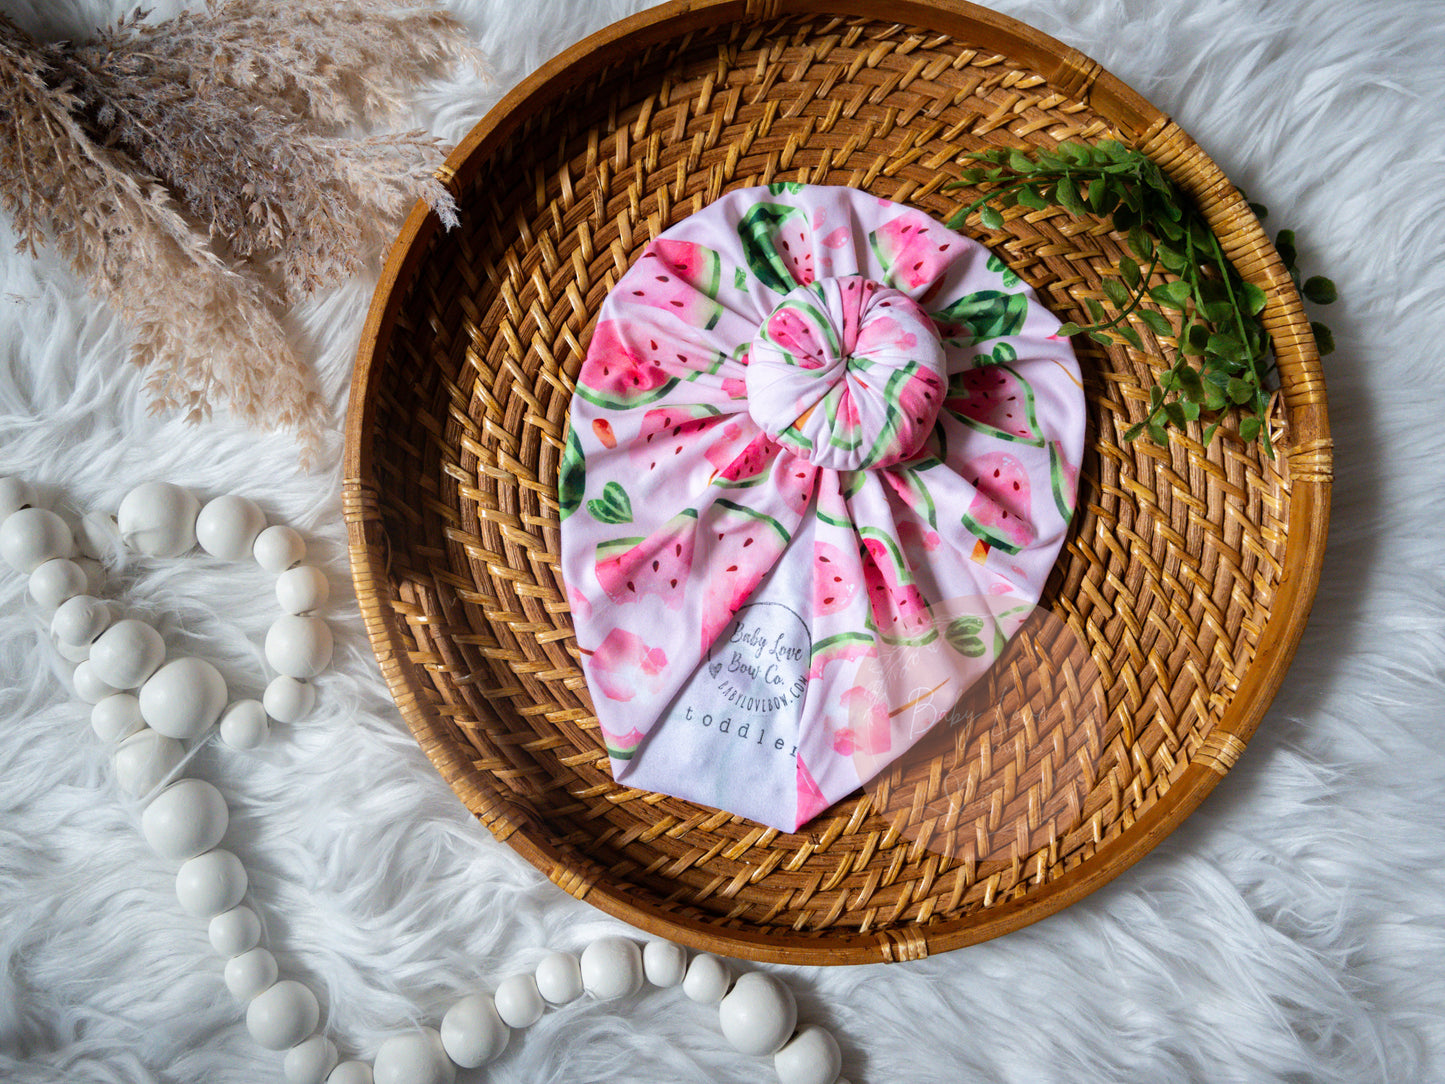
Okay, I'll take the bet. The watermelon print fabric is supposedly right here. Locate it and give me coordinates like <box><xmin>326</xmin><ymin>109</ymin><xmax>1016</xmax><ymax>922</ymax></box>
<box><xmin>559</xmin><ymin>185</ymin><xmax>1085</xmax><ymax>832</ymax></box>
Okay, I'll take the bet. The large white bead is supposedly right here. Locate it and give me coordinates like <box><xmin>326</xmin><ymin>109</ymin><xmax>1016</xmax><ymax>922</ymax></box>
<box><xmin>254</xmin><ymin>524</ymin><xmax>306</xmax><ymax>572</ymax></box>
<box><xmin>219</xmin><ymin>699</ymin><xmax>270</xmax><ymax>749</ymax></box>
<box><xmin>0</xmin><ymin>476</ymin><xmax>36</xmax><ymax>521</ymax></box>
<box><xmin>718</xmin><ymin>972</ymin><xmax>798</xmax><ymax>1056</ymax></box>
<box><xmin>209</xmin><ymin>905</ymin><xmax>262</xmax><ymax>957</ymax></box>
<box><xmin>175</xmin><ymin>848</ymin><xmax>247</xmax><ymax>917</ymax></box>
<box><xmin>138</xmin><ymin>657</ymin><xmax>227</xmax><ymax>740</ymax></box>
<box><xmin>225</xmin><ymin>946</ymin><xmax>278</xmax><ymax>1000</ymax></box>
<box><xmin>326</xmin><ymin>1061</ymin><xmax>374</xmax><ymax>1084</ymax></box>
<box><xmin>89</xmin><ymin>619</ymin><xmax>165</xmax><ymax>690</ymax></box>
<box><xmin>276</xmin><ymin>565</ymin><xmax>330</xmax><ymax>614</ymax></box>
<box><xmin>140</xmin><ymin>778</ymin><xmax>228</xmax><ymax>860</ymax></box>
<box><xmin>534</xmin><ymin>951</ymin><xmax>583</xmax><ymax>1005</ymax></box>
<box><xmin>1</xmin><ymin>507</ymin><xmax>73</xmax><ymax>572</ymax></box>
<box><xmin>493</xmin><ymin>973</ymin><xmax>544</xmax><ymax>1028</ymax></box>
<box><xmin>92</xmin><ymin>694</ymin><xmax>145</xmax><ymax>742</ymax></box>
<box><xmin>774</xmin><ymin>1025</ymin><xmax>843</xmax><ymax>1084</ymax></box>
<box><xmin>372</xmin><ymin>1028</ymin><xmax>455</xmax><ymax>1084</ymax></box>
<box><xmin>72</xmin><ymin>660</ymin><xmax>121</xmax><ymax>704</ymax></box>
<box><xmin>55</xmin><ymin>637</ymin><xmax>91</xmax><ymax>663</ymax></box>
<box><xmin>195</xmin><ymin>494</ymin><xmax>266</xmax><ymax>560</ymax></box>
<box><xmin>263</xmin><ymin>676</ymin><xmax>315</xmax><ymax>723</ymax></box>
<box><xmin>117</xmin><ymin>482</ymin><xmax>200</xmax><ymax>557</ymax></box>
<box><xmin>682</xmin><ymin>953</ymin><xmax>731</xmax><ymax>1003</ymax></box>
<box><xmin>74</xmin><ymin>511</ymin><xmax>120</xmax><ymax>560</ymax></box>
<box><xmin>643</xmin><ymin>940</ymin><xmax>688</xmax><ymax>987</ymax></box>
<box><xmin>52</xmin><ymin>594</ymin><xmax>111</xmax><ymax>646</ymax></box>
<box><xmin>579</xmin><ymin>937</ymin><xmax>644</xmax><ymax>1000</ymax></box>
<box><xmin>29</xmin><ymin>558</ymin><xmax>87</xmax><ymax>609</ymax></box>
<box><xmin>265</xmin><ymin>615</ymin><xmax>333</xmax><ymax>679</ymax></box>
<box><xmin>246</xmin><ymin>979</ymin><xmax>319</xmax><ymax>1050</ymax></box>
<box><xmin>284</xmin><ymin>1035</ymin><xmax>339</xmax><ymax>1084</ymax></box>
<box><xmin>113</xmin><ymin>729</ymin><xmax>184</xmax><ymax>796</ymax></box>
<box><xmin>440</xmin><ymin>993</ymin><xmax>508</xmax><ymax>1068</ymax></box>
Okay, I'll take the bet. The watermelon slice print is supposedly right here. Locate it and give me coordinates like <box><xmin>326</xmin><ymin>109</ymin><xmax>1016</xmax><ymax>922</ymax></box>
<box><xmin>812</xmin><ymin>541</ymin><xmax>860</xmax><ymax>615</ymax></box>
<box><xmin>1049</xmin><ymin>440</ymin><xmax>1079</xmax><ymax>523</ymax></box>
<box><xmin>869</xmin><ymin>212</ymin><xmax>957</xmax><ymax>293</ymax></box>
<box><xmin>960</xmin><ymin>451</ymin><xmax>1035</xmax><ymax>553</ymax></box>
<box><xmin>601</xmin><ymin>725</ymin><xmax>647</xmax><ymax>761</ymax></box>
<box><xmin>737</xmin><ymin>202</ymin><xmax>814</xmax><ymax>292</ymax></box>
<box><xmin>698</xmin><ymin>500</ymin><xmax>792</xmax><ymax>647</ymax></box>
<box><xmin>590</xmin><ymin>628</ymin><xmax>669</xmax><ymax>703</ymax></box>
<box><xmin>858</xmin><ymin>527</ymin><xmax>936</xmax><ymax>646</ymax></box>
<box><xmin>630</xmin><ymin>404</ymin><xmax>722</xmax><ymax>474</ymax></box>
<box><xmin>631</xmin><ymin>239</ymin><xmax>725</xmax><ymax>329</ymax></box>
<box><xmin>576</xmin><ymin>320</ymin><xmax>680</xmax><ymax>409</ymax></box>
<box><xmin>594</xmin><ymin>508</ymin><xmax>698</xmax><ymax>610</ymax></box>
<box><xmin>557</xmin><ymin>423</ymin><xmax>585</xmax><ymax>521</ymax></box>
<box><xmin>944</xmin><ymin>363</ymin><xmax>1044</xmax><ymax>444</ymax></box>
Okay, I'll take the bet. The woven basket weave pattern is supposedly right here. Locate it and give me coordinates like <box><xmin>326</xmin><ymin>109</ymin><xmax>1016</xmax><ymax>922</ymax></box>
<box><xmin>344</xmin><ymin>5</ymin><xmax>1327</xmax><ymax>964</ymax></box>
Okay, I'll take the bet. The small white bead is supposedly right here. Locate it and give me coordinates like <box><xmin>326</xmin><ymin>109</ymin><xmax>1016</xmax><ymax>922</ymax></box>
<box><xmin>92</xmin><ymin>694</ymin><xmax>146</xmax><ymax>742</ymax></box>
<box><xmin>644</xmin><ymin>940</ymin><xmax>688</xmax><ymax>987</ymax></box>
<box><xmin>774</xmin><ymin>1025</ymin><xmax>843</xmax><ymax>1084</ymax></box>
<box><xmin>682</xmin><ymin>953</ymin><xmax>731</xmax><ymax>1003</ymax></box>
<box><xmin>265</xmin><ymin>615</ymin><xmax>333</xmax><ymax>679</ymax></box>
<box><xmin>718</xmin><ymin>972</ymin><xmax>797</xmax><ymax>1056</ymax></box>
<box><xmin>493</xmin><ymin>973</ymin><xmax>544</xmax><ymax>1028</ymax></box>
<box><xmin>579</xmin><ymin>936</ymin><xmax>644</xmax><ymax>1000</ymax></box>
<box><xmin>209</xmin><ymin>905</ymin><xmax>262</xmax><ymax>957</ymax></box>
<box><xmin>75</xmin><ymin>511</ymin><xmax>120</xmax><ymax>560</ymax></box>
<box><xmin>254</xmin><ymin>524</ymin><xmax>306</xmax><ymax>572</ymax></box>
<box><xmin>55</xmin><ymin>637</ymin><xmax>91</xmax><ymax>662</ymax></box>
<box><xmin>246</xmin><ymin>979</ymin><xmax>319</xmax><ymax>1050</ymax></box>
<box><xmin>29</xmin><ymin>558</ymin><xmax>87</xmax><ymax>609</ymax></box>
<box><xmin>263</xmin><ymin>676</ymin><xmax>315</xmax><ymax>723</ymax></box>
<box><xmin>89</xmin><ymin>619</ymin><xmax>165</xmax><ymax>690</ymax></box>
<box><xmin>326</xmin><ymin>1062</ymin><xmax>374</xmax><ymax>1084</ymax></box>
<box><xmin>138</xmin><ymin>657</ymin><xmax>227</xmax><ymax>740</ymax></box>
<box><xmin>226</xmin><ymin>946</ymin><xmax>278</xmax><ymax>1000</ymax></box>
<box><xmin>219</xmin><ymin>699</ymin><xmax>270</xmax><ymax>749</ymax></box>
<box><xmin>285</xmin><ymin>1035</ymin><xmax>339</xmax><ymax>1084</ymax></box>
<box><xmin>196</xmin><ymin>494</ymin><xmax>267</xmax><ymax>561</ymax></box>
<box><xmin>372</xmin><ymin>1028</ymin><xmax>455</xmax><ymax>1084</ymax></box>
<box><xmin>534</xmin><ymin>951</ymin><xmax>583</xmax><ymax>1005</ymax></box>
<box><xmin>117</xmin><ymin>482</ymin><xmax>200</xmax><ymax>557</ymax></box>
<box><xmin>0</xmin><ymin>476</ymin><xmax>36</xmax><ymax>521</ymax></box>
<box><xmin>276</xmin><ymin>565</ymin><xmax>330</xmax><ymax>614</ymax></box>
<box><xmin>112</xmin><ymin>729</ymin><xmax>184</xmax><ymax>796</ymax></box>
<box><xmin>175</xmin><ymin>848</ymin><xmax>247</xmax><ymax>917</ymax></box>
<box><xmin>72</xmin><ymin>659</ymin><xmax>121</xmax><ymax>704</ymax></box>
<box><xmin>440</xmin><ymin>993</ymin><xmax>509</xmax><ymax>1067</ymax></box>
<box><xmin>140</xmin><ymin>778</ymin><xmax>228</xmax><ymax>860</ymax></box>
<box><xmin>52</xmin><ymin>594</ymin><xmax>112</xmax><ymax>646</ymax></box>
<box><xmin>1</xmin><ymin>507</ymin><xmax>74</xmax><ymax>573</ymax></box>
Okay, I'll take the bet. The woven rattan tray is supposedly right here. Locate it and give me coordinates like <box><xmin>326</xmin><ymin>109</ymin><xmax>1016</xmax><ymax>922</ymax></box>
<box><xmin>343</xmin><ymin>0</ymin><xmax>1329</xmax><ymax>965</ymax></box>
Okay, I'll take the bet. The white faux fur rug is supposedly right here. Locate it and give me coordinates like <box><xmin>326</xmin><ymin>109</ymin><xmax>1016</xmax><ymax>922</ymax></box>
<box><xmin>3</xmin><ymin>1</ymin><xmax>1443</xmax><ymax>1082</ymax></box>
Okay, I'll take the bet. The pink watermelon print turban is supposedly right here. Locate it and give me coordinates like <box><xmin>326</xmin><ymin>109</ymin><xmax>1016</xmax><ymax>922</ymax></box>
<box><xmin>559</xmin><ymin>184</ymin><xmax>1084</xmax><ymax>832</ymax></box>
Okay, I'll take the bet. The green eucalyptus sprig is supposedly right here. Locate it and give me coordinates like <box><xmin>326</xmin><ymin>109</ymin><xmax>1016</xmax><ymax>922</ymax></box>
<box><xmin>943</xmin><ymin>140</ymin><xmax>1335</xmax><ymax>456</ymax></box>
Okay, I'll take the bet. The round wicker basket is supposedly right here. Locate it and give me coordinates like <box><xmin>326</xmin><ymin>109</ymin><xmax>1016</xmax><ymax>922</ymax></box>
<box><xmin>343</xmin><ymin>0</ymin><xmax>1329</xmax><ymax>965</ymax></box>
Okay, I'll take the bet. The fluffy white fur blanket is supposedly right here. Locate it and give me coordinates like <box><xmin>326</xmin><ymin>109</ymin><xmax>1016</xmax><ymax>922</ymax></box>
<box><xmin>2</xmin><ymin>1</ymin><xmax>1442</xmax><ymax>1082</ymax></box>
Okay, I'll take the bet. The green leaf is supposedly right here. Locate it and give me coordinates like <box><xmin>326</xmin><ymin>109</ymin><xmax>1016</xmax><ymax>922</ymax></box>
<box><xmin>1120</xmin><ymin>256</ymin><xmax>1141</xmax><ymax>289</ymax></box>
<box><xmin>1057</xmin><ymin>175</ymin><xmax>1086</xmax><ymax>217</ymax></box>
<box><xmin>587</xmin><ymin>481</ymin><xmax>634</xmax><ymax>524</ymax></box>
<box><xmin>1018</xmin><ymin>187</ymin><xmax>1049</xmax><ymax>211</ymax></box>
<box><xmin>980</xmin><ymin>205</ymin><xmax>1005</xmax><ymax>230</ymax></box>
<box><xmin>1102</xmin><ymin>278</ymin><xmax>1131</xmax><ymax>308</ymax></box>
<box><xmin>1158</xmin><ymin>244</ymin><xmax>1188</xmax><ymax>272</ymax></box>
<box><xmin>1128</xmin><ymin>226</ymin><xmax>1154</xmax><ymax>261</ymax></box>
<box><xmin>1138</xmin><ymin>309</ymin><xmax>1173</xmax><ymax>337</ymax></box>
<box><xmin>945</xmin><ymin>615</ymin><xmax>987</xmax><ymax>656</ymax></box>
<box><xmin>1163</xmin><ymin>402</ymin><xmax>1187</xmax><ymax>428</ymax></box>
<box><xmin>1178</xmin><ymin>398</ymin><xmax>1202</xmax><ymax>422</ymax></box>
<box><xmin>1088</xmin><ymin>176</ymin><xmax>1108</xmax><ymax>212</ymax></box>
<box><xmin>1173</xmin><ymin>365</ymin><xmax>1204</xmax><ymax>398</ymax></box>
<box><xmin>1056</xmin><ymin>321</ymin><xmax>1083</xmax><ymax>337</ymax></box>
<box><xmin>1122</xmin><ymin>421</ymin><xmax>1146</xmax><ymax>442</ymax></box>
<box><xmin>1147</xmin><ymin>419</ymin><xmax>1169</xmax><ymax>445</ymax></box>
<box><xmin>1115</xmin><ymin>323</ymin><xmax>1144</xmax><ymax>350</ymax></box>
<box><xmin>1311</xmin><ymin>321</ymin><xmax>1336</xmax><ymax>355</ymax></box>
<box><xmin>1085</xmin><ymin>297</ymin><xmax>1108</xmax><ymax>324</ymax></box>
<box><xmin>1227</xmin><ymin>377</ymin><xmax>1255</xmax><ymax>405</ymax></box>
<box><xmin>1150</xmin><ymin>283</ymin><xmax>1186</xmax><ymax>311</ymax></box>
<box><xmin>1009</xmin><ymin>149</ymin><xmax>1035</xmax><ymax>173</ymax></box>
<box><xmin>1242</xmin><ymin>282</ymin><xmax>1268</xmax><ymax>315</ymax></box>
<box><xmin>1088</xmin><ymin>330</ymin><xmax>1115</xmax><ymax>347</ymax></box>
<box><xmin>1302</xmin><ymin>276</ymin><xmax>1338</xmax><ymax>304</ymax></box>
<box><xmin>1239</xmin><ymin>416</ymin><xmax>1262</xmax><ymax>443</ymax></box>
<box><xmin>1275</xmin><ymin>229</ymin><xmax>1297</xmax><ymax>267</ymax></box>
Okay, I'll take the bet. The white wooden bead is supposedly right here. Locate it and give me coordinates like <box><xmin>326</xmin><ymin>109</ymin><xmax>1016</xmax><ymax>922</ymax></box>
<box><xmin>718</xmin><ymin>972</ymin><xmax>797</xmax><ymax>1057</ymax></box>
<box><xmin>55</xmin><ymin>637</ymin><xmax>91</xmax><ymax>662</ymax></box>
<box><xmin>774</xmin><ymin>1025</ymin><xmax>843</xmax><ymax>1084</ymax></box>
<box><xmin>209</xmin><ymin>905</ymin><xmax>262</xmax><ymax>957</ymax></box>
<box><xmin>72</xmin><ymin>659</ymin><xmax>121</xmax><ymax>704</ymax></box>
<box><xmin>276</xmin><ymin>565</ymin><xmax>330</xmax><ymax>614</ymax></box>
<box><xmin>326</xmin><ymin>1061</ymin><xmax>374</xmax><ymax>1084</ymax></box>
<box><xmin>265</xmin><ymin>614</ymin><xmax>333</xmax><ymax>679</ymax></box>
<box><xmin>139</xmin><ymin>657</ymin><xmax>227</xmax><ymax>740</ymax></box>
<box><xmin>579</xmin><ymin>937</ymin><xmax>644</xmax><ymax>1000</ymax></box>
<box><xmin>92</xmin><ymin>693</ymin><xmax>146</xmax><ymax>742</ymax></box>
<box><xmin>439</xmin><ymin>992</ymin><xmax>509</xmax><ymax>1067</ymax></box>
<box><xmin>263</xmin><ymin>676</ymin><xmax>315</xmax><ymax>723</ymax></box>
<box><xmin>29</xmin><ymin>558</ymin><xmax>87</xmax><ymax>609</ymax></box>
<box><xmin>175</xmin><ymin>848</ymin><xmax>247</xmax><ymax>917</ymax></box>
<box><xmin>140</xmin><ymin>778</ymin><xmax>228</xmax><ymax>860</ymax></box>
<box><xmin>89</xmin><ymin>619</ymin><xmax>165</xmax><ymax>690</ymax></box>
<box><xmin>75</xmin><ymin>511</ymin><xmax>120</xmax><ymax>560</ymax></box>
<box><xmin>372</xmin><ymin>1028</ymin><xmax>455</xmax><ymax>1084</ymax></box>
<box><xmin>643</xmin><ymin>940</ymin><xmax>688</xmax><ymax>987</ymax></box>
<box><xmin>195</xmin><ymin>494</ymin><xmax>267</xmax><ymax>560</ymax></box>
<box><xmin>0</xmin><ymin>476</ymin><xmax>36</xmax><ymax>521</ymax></box>
<box><xmin>534</xmin><ymin>951</ymin><xmax>583</xmax><ymax>1005</ymax></box>
<box><xmin>113</xmin><ymin>729</ymin><xmax>184</xmax><ymax>796</ymax></box>
<box><xmin>52</xmin><ymin>594</ymin><xmax>111</xmax><ymax>646</ymax></box>
<box><xmin>682</xmin><ymin>952</ymin><xmax>731</xmax><ymax>1003</ymax></box>
<box><xmin>254</xmin><ymin>524</ymin><xmax>306</xmax><ymax>572</ymax></box>
<box><xmin>285</xmin><ymin>1035</ymin><xmax>339</xmax><ymax>1084</ymax></box>
<box><xmin>117</xmin><ymin>482</ymin><xmax>200</xmax><ymax>557</ymax></box>
<box><xmin>226</xmin><ymin>947</ymin><xmax>278</xmax><ymax>1000</ymax></box>
<box><xmin>219</xmin><ymin>699</ymin><xmax>270</xmax><ymax>749</ymax></box>
<box><xmin>1</xmin><ymin>507</ymin><xmax>73</xmax><ymax>572</ymax></box>
<box><xmin>247</xmin><ymin>979</ymin><xmax>319</xmax><ymax>1050</ymax></box>
<box><xmin>493</xmin><ymin>973</ymin><xmax>545</xmax><ymax>1028</ymax></box>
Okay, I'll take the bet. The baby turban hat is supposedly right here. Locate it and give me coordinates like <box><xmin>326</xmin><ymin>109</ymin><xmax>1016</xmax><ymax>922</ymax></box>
<box><xmin>559</xmin><ymin>184</ymin><xmax>1084</xmax><ymax>832</ymax></box>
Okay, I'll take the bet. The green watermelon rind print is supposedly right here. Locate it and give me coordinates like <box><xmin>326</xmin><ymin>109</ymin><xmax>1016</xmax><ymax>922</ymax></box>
<box><xmin>1048</xmin><ymin>440</ymin><xmax>1076</xmax><ymax>523</ymax></box>
<box><xmin>738</xmin><ymin>202</ymin><xmax>809</xmax><ymax>294</ymax></box>
<box><xmin>713</xmin><ymin>498</ymin><xmax>793</xmax><ymax>545</ymax></box>
<box><xmin>574</xmin><ymin>377</ymin><xmax>680</xmax><ymax>411</ymax></box>
<box><xmin>960</xmin><ymin>510</ymin><xmax>1026</xmax><ymax>555</ymax></box>
<box><xmin>933</xmin><ymin>289</ymin><xmax>1030</xmax><ymax>344</ymax></box>
<box><xmin>558</xmin><ymin>423</ymin><xmax>586</xmax><ymax>521</ymax></box>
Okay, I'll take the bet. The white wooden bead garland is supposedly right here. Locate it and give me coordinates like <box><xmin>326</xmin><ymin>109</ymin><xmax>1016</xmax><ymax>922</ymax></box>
<box><xmin>0</xmin><ymin>477</ymin><xmax>851</xmax><ymax>1084</ymax></box>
